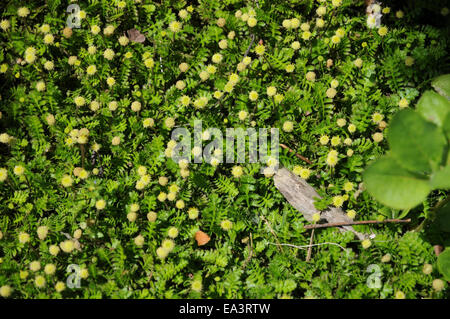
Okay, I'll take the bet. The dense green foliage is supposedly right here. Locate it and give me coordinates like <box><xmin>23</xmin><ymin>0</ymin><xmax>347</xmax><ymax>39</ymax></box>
<box><xmin>0</xmin><ymin>0</ymin><xmax>449</xmax><ymax>299</ymax></box>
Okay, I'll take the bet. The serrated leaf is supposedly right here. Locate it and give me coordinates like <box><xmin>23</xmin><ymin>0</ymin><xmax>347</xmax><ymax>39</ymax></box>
<box><xmin>416</xmin><ymin>90</ymin><xmax>450</xmax><ymax>127</ymax></box>
<box><xmin>388</xmin><ymin>109</ymin><xmax>446</xmax><ymax>173</ymax></box>
<box><xmin>363</xmin><ymin>156</ymin><xmax>431</xmax><ymax>210</ymax></box>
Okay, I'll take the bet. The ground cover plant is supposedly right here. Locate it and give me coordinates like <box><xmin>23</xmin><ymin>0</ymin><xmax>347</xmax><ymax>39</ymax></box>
<box><xmin>0</xmin><ymin>0</ymin><xmax>449</xmax><ymax>299</ymax></box>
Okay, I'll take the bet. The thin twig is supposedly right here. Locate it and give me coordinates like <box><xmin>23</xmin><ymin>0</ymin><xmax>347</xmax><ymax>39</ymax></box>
<box><xmin>304</xmin><ymin>218</ymin><xmax>411</xmax><ymax>230</ymax></box>
<box><xmin>242</xmin><ymin>233</ymin><xmax>254</xmax><ymax>269</ymax></box>
<box><xmin>260</xmin><ymin>215</ymin><xmax>283</xmax><ymax>252</ymax></box>
<box><xmin>279</xmin><ymin>143</ymin><xmax>312</xmax><ymax>164</ymax></box>
<box><xmin>269</xmin><ymin>242</ymin><xmax>347</xmax><ymax>252</ymax></box>
<box><xmin>306</xmin><ymin>229</ymin><xmax>314</xmax><ymax>262</ymax></box>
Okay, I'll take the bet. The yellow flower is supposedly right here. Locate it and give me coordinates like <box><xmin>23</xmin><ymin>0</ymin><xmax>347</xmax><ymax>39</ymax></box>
<box><xmin>291</xmin><ymin>41</ymin><xmax>300</xmax><ymax>50</ymax></box>
<box><xmin>144</xmin><ymin>58</ymin><xmax>154</xmax><ymax>68</ymax></box>
<box><xmin>299</xmin><ymin>168</ymin><xmax>311</xmax><ymax>180</ymax></box>
<box><xmin>91</xmin><ymin>25</ymin><xmax>100</xmax><ymax>35</ymax></box>
<box><xmin>49</xmin><ymin>245</ymin><xmax>60</xmax><ymax>256</ymax></box>
<box><xmin>168</xmin><ymin>227</ymin><xmax>179</xmax><ymax>238</ymax></box>
<box><xmin>326</xmin><ymin>87</ymin><xmax>337</xmax><ymax>99</ymax></box>
<box><xmin>398</xmin><ymin>98</ymin><xmax>409</xmax><ymax>108</ymax></box>
<box><xmin>188</xmin><ymin>207</ymin><xmax>199</xmax><ymax>219</ymax></box>
<box><xmin>156</xmin><ymin>247</ymin><xmax>169</xmax><ymax>259</ymax></box>
<box><xmin>231</xmin><ymin>166</ymin><xmax>244</xmax><ymax>178</ymax></box>
<box><xmin>282</xmin><ymin>121</ymin><xmax>294</xmax><ymax>132</ymax></box>
<box><xmin>176</xmin><ymin>199</ymin><xmax>185</xmax><ymax>209</ymax></box>
<box><xmin>343</xmin><ymin>182</ymin><xmax>354</xmax><ymax>192</ymax></box>
<box><xmin>312</xmin><ymin>213</ymin><xmax>321</xmax><ymax>223</ymax></box>
<box><xmin>332</xmin><ymin>195</ymin><xmax>344</xmax><ymax>208</ymax></box>
<box><xmin>305</xmin><ymin>71</ymin><xmax>316</xmax><ymax>82</ymax></box>
<box><xmin>18</xmin><ymin>7</ymin><xmax>30</xmax><ymax>17</ymax></box>
<box><xmin>247</xmin><ymin>17</ymin><xmax>257</xmax><ymax>27</ymax></box>
<box><xmin>0</xmin><ymin>64</ymin><xmax>8</xmax><ymax>73</ymax></box>
<box><xmin>19</xmin><ymin>232</ymin><xmax>30</xmax><ymax>244</ymax></box>
<box><xmin>348</xmin><ymin>124</ymin><xmax>356</xmax><ymax>133</ymax></box>
<box><xmin>179</xmin><ymin>62</ymin><xmax>189</xmax><ymax>72</ymax></box>
<box><xmin>319</xmin><ymin>135</ymin><xmax>329</xmax><ymax>145</ymax></box>
<box><xmin>316</xmin><ymin>18</ymin><xmax>325</xmax><ymax>28</ymax></box>
<box><xmin>347</xmin><ymin>210</ymin><xmax>356</xmax><ymax>219</ymax></box>
<box><xmin>396</xmin><ymin>10</ymin><xmax>404</xmax><ymax>19</ymax></box>
<box><xmin>267</xmin><ymin>86</ymin><xmax>277</xmax><ymax>97</ymax></box>
<box><xmin>255</xmin><ymin>44</ymin><xmax>265</xmax><ymax>56</ymax></box>
<box><xmin>43</xmin><ymin>34</ymin><xmax>54</xmax><ymax>44</ymax></box>
<box><xmin>0</xmin><ymin>20</ymin><xmax>10</xmax><ymax>31</ymax></box>
<box><xmin>44</xmin><ymin>264</ymin><xmax>56</xmax><ymax>275</ymax></box>
<box><xmin>134</xmin><ymin>235</ymin><xmax>145</xmax><ymax>247</ymax></box>
<box><xmin>103</xmin><ymin>25</ymin><xmax>115</xmax><ymax>36</ymax></box>
<box><xmin>103</xmin><ymin>48</ymin><xmax>115</xmax><ymax>60</ymax></box>
<box><xmin>55</xmin><ymin>282</ymin><xmax>66</xmax><ymax>292</ymax></box>
<box><xmin>249</xmin><ymin>90</ymin><xmax>258</xmax><ymax>101</ymax></box>
<box><xmin>372</xmin><ymin>132</ymin><xmax>383</xmax><ymax>143</ymax></box>
<box><xmin>332</xmin><ymin>0</ymin><xmax>342</xmax><ymax>7</ymax></box>
<box><xmin>147</xmin><ymin>211</ymin><xmax>157</xmax><ymax>222</ymax></box>
<box><xmin>74</xmin><ymin>96</ymin><xmax>86</xmax><ymax>106</ymax></box>
<box><xmin>220</xmin><ymin>219</ymin><xmax>233</xmax><ymax>231</ymax></box>
<box><xmin>13</xmin><ymin>165</ymin><xmax>25</xmax><ymax>176</ymax></box>
<box><xmin>206</xmin><ymin>65</ymin><xmax>217</xmax><ymax>74</ymax></box>
<box><xmin>285</xmin><ymin>64</ymin><xmax>295</xmax><ymax>73</ymax></box>
<box><xmin>95</xmin><ymin>199</ymin><xmax>106</xmax><ymax>210</ymax></box>
<box><xmin>0</xmin><ymin>168</ymin><xmax>7</xmax><ymax>182</ymax></box>
<box><xmin>361</xmin><ymin>239</ymin><xmax>372</xmax><ymax>249</ymax></box>
<box><xmin>330</xmin><ymin>136</ymin><xmax>341</xmax><ymax>147</ymax></box>
<box><xmin>302</xmin><ymin>31</ymin><xmax>312</xmax><ymax>40</ymax></box>
<box><xmin>169</xmin><ymin>21</ymin><xmax>182</xmax><ymax>33</ymax></box>
<box><xmin>331</xmin><ymin>35</ymin><xmax>341</xmax><ymax>44</ymax></box>
<box><xmin>106</xmin><ymin>77</ymin><xmax>115</xmax><ymax>87</ymax></box>
<box><xmin>37</xmin><ymin>226</ymin><xmax>49</xmax><ymax>240</ymax></box>
<box><xmin>162</xmin><ymin>239</ymin><xmax>175</xmax><ymax>252</ymax></box>
<box><xmin>405</xmin><ymin>56</ymin><xmax>415</xmax><ymax>66</ymax></box>
<box><xmin>378</xmin><ymin>26</ymin><xmax>388</xmax><ymax>36</ymax></box>
<box><xmin>432</xmin><ymin>279</ymin><xmax>445</xmax><ymax>292</ymax></box>
<box><xmin>0</xmin><ymin>285</ymin><xmax>12</xmax><ymax>297</ymax></box>
<box><xmin>30</xmin><ymin>261</ymin><xmax>41</xmax><ymax>272</ymax></box>
<box><xmin>238</xmin><ymin>110</ymin><xmax>248</xmax><ymax>121</ymax></box>
<box><xmin>354</xmin><ymin>58</ymin><xmax>363</xmax><ymax>68</ymax></box>
<box><xmin>35</xmin><ymin>275</ymin><xmax>46</xmax><ymax>288</ymax></box>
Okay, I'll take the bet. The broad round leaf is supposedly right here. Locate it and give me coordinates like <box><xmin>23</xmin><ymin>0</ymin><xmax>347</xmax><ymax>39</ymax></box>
<box><xmin>388</xmin><ymin>109</ymin><xmax>447</xmax><ymax>173</ymax></box>
<box><xmin>416</xmin><ymin>90</ymin><xmax>450</xmax><ymax>128</ymax></box>
<box><xmin>432</xmin><ymin>73</ymin><xmax>450</xmax><ymax>100</ymax></box>
<box><xmin>435</xmin><ymin>200</ymin><xmax>450</xmax><ymax>232</ymax></box>
<box><xmin>363</xmin><ymin>156</ymin><xmax>431</xmax><ymax>210</ymax></box>
<box><xmin>437</xmin><ymin>248</ymin><xmax>450</xmax><ymax>281</ymax></box>
<box><xmin>430</xmin><ymin>165</ymin><xmax>450</xmax><ymax>189</ymax></box>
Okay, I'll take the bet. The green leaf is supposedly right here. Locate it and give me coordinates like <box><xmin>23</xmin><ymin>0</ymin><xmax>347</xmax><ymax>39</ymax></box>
<box><xmin>435</xmin><ymin>199</ymin><xmax>450</xmax><ymax>232</ymax></box>
<box><xmin>444</xmin><ymin>112</ymin><xmax>450</xmax><ymax>139</ymax></box>
<box><xmin>430</xmin><ymin>166</ymin><xmax>450</xmax><ymax>189</ymax></box>
<box><xmin>363</xmin><ymin>156</ymin><xmax>431</xmax><ymax>210</ymax></box>
<box><xmin>432</xmin><ymin>73</ymin><xmax>450</xmax><ymax>100</ymax></box>
<box><xmin>388</xmin><ymin>109</ymin><xmax>447</xmax><ymax>173</ymax></box>
<box><xmin>437</xmin><ymin>248</ymin><xmax>450</xmax><ymax>281</ymax></box>
<box><xmin>416</xmin><ymin>90</ymin><xmax>450</xmax><ymax>127</ymax></box>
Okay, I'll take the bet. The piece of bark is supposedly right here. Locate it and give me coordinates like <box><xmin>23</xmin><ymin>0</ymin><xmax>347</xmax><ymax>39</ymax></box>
<box><xmin>273</xmin><ymin>167</ymin><xmax>367</xmax><ymax>240</ymax></box>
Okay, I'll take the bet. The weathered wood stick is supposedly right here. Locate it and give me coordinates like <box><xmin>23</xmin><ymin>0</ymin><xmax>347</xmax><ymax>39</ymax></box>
<box><xmin>304</xmin><ymin>218</ymin><xmax>411</xmax><ymax>230</ymax></box>
<box><xmin>273</xmin><ymin>167</ymin><xmax>367</xmax><ymax>240</ymax></box>
<box><xmin>279</xmin><ymin>143</ymin><xmax>312</xmax><ymax>164</ymax></box>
